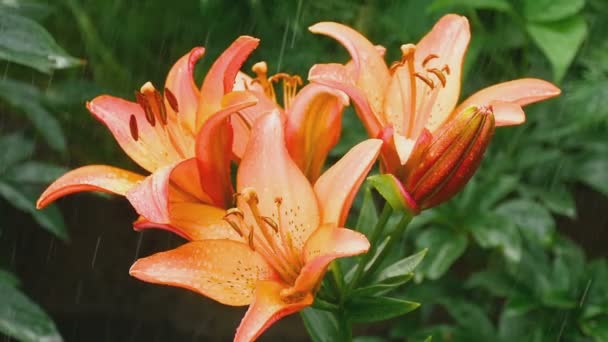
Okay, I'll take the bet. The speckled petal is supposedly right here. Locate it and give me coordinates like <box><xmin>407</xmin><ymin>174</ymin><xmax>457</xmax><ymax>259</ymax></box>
<box><xmin>130</xmin><ymin>240</ymin><xmax>277</xmax><ymax>306</ymax></box>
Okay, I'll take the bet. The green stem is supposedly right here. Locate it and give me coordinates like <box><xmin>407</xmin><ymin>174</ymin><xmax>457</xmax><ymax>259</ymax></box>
<box><xmin>347</xmin><ymin>203</ymin><xmax>393</xmax><ymax>293</ymax></box>
<box><xmin>330</xmin><ymin>261</ymin><xmax>345</xmax><ymax>297</ymax></box>
<box><xmin>338</xmin><ymin>310</ymin><xmax>353</xmax><ymax>341</ymax></box>
<box><xmin>311</xmin><ymin>297</ymin><xmax>340</xmax><ymax>312</ymax></box>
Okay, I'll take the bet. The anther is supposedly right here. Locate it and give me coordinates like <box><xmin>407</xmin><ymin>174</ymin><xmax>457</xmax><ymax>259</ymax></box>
<box><xmin>442</xmin><ymin>65</ymin><xmax>451</xmax><ymax>75</ymax></box>
<box><xmin>129</xmin><ymin>115</ymin><xmax>139</xmax><ymax>141</ymax></box>
<box><xmin>164</xmin><ymin>88</ymin><xmax>179</xmax><ymax>113</ymax></box>
<box><xmin>422</xmin><ymin>54</ymin><xmax>439</xmax><ymax>67</ymax></box>
<box><xmin>224</xmin><ymin>219</ymin><xmax>244</xmax><ymax>237</ymax></box>
<box><xmin>428</xmin><ymin>68</ymin><xmax>447</xmax><ymax>87</ymax></box>
<box><xmin>414</xmin><ymin>73</ymin><xmax>435</xmax><ymax>89</ymax></box>
<box><xmin>225</xmin><ymin>208</ymin><xmax>245</xmax><ymax>219</ymax></box>
<box><xmin>153</xmin><ymin>90</ymin><xmax>168</xmax><ymax>125</ymax></box>
<box><xmin>262</xmin><ymin>217</ymin><xmax>279</xmax><ymax>233</ymax></box>
<box><xmin>248</xmin><ymin>227</ymin><xmax>256</xmax><ymax>251</ymax></box>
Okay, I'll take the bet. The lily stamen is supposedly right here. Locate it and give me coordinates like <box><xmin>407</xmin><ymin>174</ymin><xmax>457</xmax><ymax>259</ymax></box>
<box><xmin>129</xmin><ymin>115</ymin><xmax>139</xmax><ymax>141</ymax></box>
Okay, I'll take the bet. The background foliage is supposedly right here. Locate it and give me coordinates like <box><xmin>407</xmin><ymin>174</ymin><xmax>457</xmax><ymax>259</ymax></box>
<box><xmin>0</xmin><ymin>0</ymin><xmax>606</xmax><ymax>340</ymax></box>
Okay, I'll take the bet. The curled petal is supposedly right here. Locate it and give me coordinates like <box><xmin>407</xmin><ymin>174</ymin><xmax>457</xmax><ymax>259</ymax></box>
<box><xmin>125</xmin><ymin>165</ymin><xmax>174</xmax><ymax>224</ymax></box>
<box><xmin>235</xmin><ymin>280</ymin><xmax>313</xmax><ymax>342</ymax></box>
<box><xmin>87</xmin><ymin>96</ymin><xmax>181</xmax><ymax>172</ymax></box>
<box><xmin>164</xmin><ymin>47</ymin><xmax>205</xmax><ymax>134</ymax></box>
<box><xmin>132</xmin><ymin>216</ymin><xmax>191</xmax><ymax>241</ymax></box>
<box><xmin>169</xmin><ymin>158</ymin><xmax>212</xmax><ymax>205</ymax></box>
<box><xmin>455</xmin><ymin>78</ymin><xmax>561</xmax><ymax>126</ymax></box>
<box><xmin>196</xmin><ymin>91</ymin><xmax>258</xmax><ymax>208</ymax></box>
<box><xmin>314</xmin><ymin>139</ymin><xmax>382</xmax><ymax>226</ymax></box>
<box><xmin>309</xmin><ymin>22</ymin><xmax>390</xmax><ymax>118</ymax></box>
<box><xmin>285</xmin><ymin>83</ymin><xmax>348</xmax><ymax>182</ymax></box>
<box><xmin>293</xmin><ymin>226</ymin><xmax>369</xmax><ymax>294</ymax></box>
<box><xmin>237</xmin><ymin>111</ymin><xmax>320</xmax><ymax>251</ymax></box>
<box><xmin>37</xmin><ymin>165</ymin><xmax>144</xmax><ymax>209</ymax></box>
<box><xmin>309</xmin><ymin>63</ymin><xmax>382</xmax><ymax>137</ymax></box>
<box><xmin>130</xmin><ymin>240</ymin><xmax>277</xmax><ymax>306</ymax></box>
<box><xmin>197</xmin><ymin>36</ymin><xmax>260</xmax><ymax>129</ymax></box>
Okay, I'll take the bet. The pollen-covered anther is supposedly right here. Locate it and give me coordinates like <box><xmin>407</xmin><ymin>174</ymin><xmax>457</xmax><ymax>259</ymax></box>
<box><xmin>262</xmin><ymin>216</ymin><xmax>279</xmax><ymax>233</ymax></box>
<box><xmin>427</xmin><ymin>68</ymin><xmax>447</xmax><ymax>87</ymax></box>
<box><xmin>414</xmin><ymin>72</ymin><xmax>435</xmax><ymax>89</ymax></box>
<box><xmin>225</xmin><ymin>207</ymin><xmax>245</xmax><ymax>219</ymax></box>
<box><xmin>164</xmin><ymin>87</ymin><xmax>179</xmax><ymax>113</ymax></box>
<box><xmin>129</xmin><ymin>115</ymin><xmax>138</xmax><ymax>141</ymax></box>
<box><xmin>279</xmin><ymin>288</ymin><xmax>308</xmax><ymax>304</ymax></box>
<box><xmin>422</xmin><ymin>54</ymin><xmax>439</xmax><ymax>67</ymax></box>
<box><xmin>269</xmin><ymin>73</ymin><xmax>302</xmax><ymax>109</ymax></box>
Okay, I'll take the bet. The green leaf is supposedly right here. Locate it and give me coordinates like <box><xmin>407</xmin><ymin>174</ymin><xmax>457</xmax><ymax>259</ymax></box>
<box><xmin>0</xmin><ymin>12</ymin><xmax>81</xmax><ymax>73</ymax></box>
<box><xmin>346</xmin><ymin>296</ymin><xmax>419</xmax><ymax>323</ymax></box>
<box><xmin>0</xmin><ymin>0</ymin><xmax>55</xmax><ymax>20</ymax></box>
<box><xmin>478</xmin><ymin>175</ymin><xmax>519</xmax><ymax>210</ymax></box>
<box><xmin>351</xmin><ymin>274</ymin><xmax>413</xmax><ymax>297</ymax></box>
<box><xmin>469</xmin><ymin>213</ymin><xmax>522</xmax><ymax>262</ymax></box>
<box><xmin>466</xmin><ymin>270</ymin><xmax>518</xmax><ymax>297</ymax></box>
<box><xmin>503</xmin><ymin>294</ymin><xmax>539</xmax><ymax>316</ymax></box>
<box><xmin>428</xmin><ymin>0</ymin><xmax>512</xmax><ymax>13</ymax></box>
<box><xmin>0</xmin><ymin>78</ymin><xmax>66</xmax><ymax>152</ymax></box>
<box><xmin>367</xmin><ymin>174</ymin><xmax>412</xmax><ymax>213</ymax></box>
<box><xmin>495</xmin><ymin>199</ymin><xmax>555</xmax><ymax>247</ymax></box>
<box><xmin>5</xmin><ymin>161</ymin><xmax>67</xmax><ymax>184</ymax></box>
<box><xmin>0</xmin><ymin>282</ymin><xmax>62</xmax><ymax>342</ymax></box>
<box><xmin>374</xmin><ymin>249</ymin><xmax>427</xmax><ymax>282</ymax></box>
<box><xmin>580</xmin><ymin>315</ymin><xmax>608</xmax><ymax>341</ymax></box>
<box><xmin>526</xmin><ymin>15</ymin><xmax>588</xmax><ymax>82</ymax></box>
<box><xmin>0</xmin><ymin>133</ymin><xmax>34</xmax><ymax>172</ymax></box>
<box><xmin>300</xmin><ymin>307</ymin><xmax>342</xmax><ymax>342</ymax></box>
<box><xmin>0</xmin><ymin>181</ymin><xmax>68</xmax><ymax>241</ymax></box>
<box><xmin>537</xmin><ymin>185</ymin><xmax>577</xmax><ymax>218</ymax></box>
<box><xmin>356</xmin><ymin>186</ymin><xmax>378</xmax><ymax>238</ymax></box>
<box><xmin>416</xmin><ymin>227</ymin><xmax>468</xmax><ymax>280</ymax></box>
<box><xmin>524</xmin><ymin>0</ymin><xmax>585</xmax><ymax>22</ymax></box>
<box><xmin>353</xmin><ymin>337</ymin><xmax>388</xmax><ymax>342</ymax></box>
<box><xmin>577</xmin><ymin>158</ymin><xmax>608</xmax><ymax>197</ymax></box>
<box><xmin>440</xmin><ymin>299</ymin><xmax>496</xmax><ymax>339</ymax></box>
<box><xmin>0</xmin><ymin>269</ymin><xmax>20</xmax><ymax>287</ymax></box>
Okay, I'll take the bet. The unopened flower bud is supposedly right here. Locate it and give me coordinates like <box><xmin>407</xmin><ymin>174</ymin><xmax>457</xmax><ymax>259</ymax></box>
<box><xmin>401</xmin><ymin>105</ymin><xmax>495</xmax><ymax>210</ymax></box>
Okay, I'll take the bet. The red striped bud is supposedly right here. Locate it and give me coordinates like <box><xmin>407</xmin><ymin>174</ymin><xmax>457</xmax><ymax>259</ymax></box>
<box><xmin>401</xmin><ymin>105</ymin><xmax>496</xmax><ymax>210</ymax></box>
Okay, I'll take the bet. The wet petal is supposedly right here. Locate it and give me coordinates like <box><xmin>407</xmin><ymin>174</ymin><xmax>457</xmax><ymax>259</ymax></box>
<box><xmin>309</xmin><ymin>22</ymin><xmax>390</xmax><ymax>118</ymax></box>
<box><xmin>130</xmin><ymin>240</ymin><xmax>277</xmax><ymax>306</ymax></box>
<box><xmin>384</xmin><ymin>62</ymin><xmax>416</xmax><ymax>137</ymax></box>
<box><xmin>37</xmin><ymin>165</ymin><xmax>144</xmax><ymax>209</ymax></box>
<box><xmin>87</xmin><ymin>96</ymin><xmax>180</xmax><ymax>172</ymax></box>
<box><xmin>313</xmin><ymin>139</ymin><xmax>382</xmax><ymax>226</ymax></box>
<box><xmin>285</xmin><ymin>83</ymin><xmax>348</xmax><ymax>182</ymax></box>
<box><xmin>169</xmin><ymin>158</ymin><xmax>212</xmax><ymax>205</ymax></box>
<box><xmin>196</xmin><ymin>91</ymin><xmax>258</xmax><ymax>208</ymax></box>
<box><xmin>413</xmin><ymin>14</ymin><xmax>470</xmax><ymax>135</ymax></box>
<box><xmin>292</xmin><ymin>225</ymin><xmax>369</xmax><ymax>293</ymax></box>
<box><xmin>237</xmin><ymin>111</ymin><xmax>320</xmax><ymax>251</ymax></box>
<box><xmin>164</xmin><ymin>47</ymin><xmax>205</xmax><ymax>134</ymax></box>
<box><xmin>455</xmin><ymin>78</ymin><xmax>561</xmax><ymax>126</ymax></box>
<box><xmin>235</xmin><ymin>280</ymin><xmax>313</xmax><ymax>342</ymax></box>
<box><xmin>126</xmin><ymin>165</ymin><xmax>174</xmax><ymax>224</ymax></box>
<box><xmin>169</xmin><ymin>202</ymin><xmax>243</xmax><ymax>241</ymax></box>
<box><xmin>197</xmin><ymin>36</ymin><xmax>260</xmax><ymax>129</ymax></box>
<box><xmin>309</xmin><ymin>63</ymin><xmax>382</xmax><ymax>137</ymax></box>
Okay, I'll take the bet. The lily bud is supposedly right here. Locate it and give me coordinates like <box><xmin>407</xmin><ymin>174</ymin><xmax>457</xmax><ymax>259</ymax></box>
<box><xmin>402</xmin><ymin>105</ymin><xmax>496</xmax><ymax>210</ymax></box>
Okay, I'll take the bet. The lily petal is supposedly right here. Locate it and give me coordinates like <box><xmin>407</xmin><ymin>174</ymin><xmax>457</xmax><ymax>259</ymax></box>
<box><xmin>169</xmin><ymin>202</ymin><xmax>243</xmax><ymax>241</ymax></box>
<box><xmin>196</xmin><ymin>91</ymin><xmax>258</xmax><ymax>208</ymax></box>
<box><xmin>314</xmin><ymin>139</ymin><xmax>382</xmax><ymax>226</ymax></box>
<box><xmin>164</xmin><ymin>47</ymin><xmax>205</xmax><ymax>134</ymax></box>
<box><xmin>36</xmin><ymin>165</ymin><xmax>144</xmax><ymax>209</ymax></box>
<box><xmin>130</xmin><ymin>240</ymin><xmax>277</xmax><ymax>306</ymax></box>
<box><xmin>309</xmin><ymin>63</ymin><xmax>382</xmax><ymax>137</ymax></box>
<box><xmin>455</xmin><ymin>78</ymin><xmax>561</xmax><ymax>126</ymax></box>
<box><xmin>125</xmin><ymin>164</ymin><xmax>174</xmax><ymax>224</ymax></box>
<box><xmin>197</xmin><ymin>36</ymin><xmax>260</xmax><ymax>129</ymax></box>
<box><xmin>235</xmin><ymin>280</ymin><xmax>313</xmax><ymax>342</ymax></box>
<box><xmin>237</xmin><ymin>111</ymin><xmax>320</xmax><ymax>251</ymax></box>
<box><xmin>87</xmin><ymin>96</ymin><xmax>180</xmax><ymax>172</ymax></box>
<box><xmin>414</xmin><ymin>14</ymin><xmax>470</xmax><ymax>135</ymax></box>
<box><xmin>169</xmin><ymin>158</ymin><xmax>212</xmax><ymax>205</ymax></box>
<box><xmin>292</xmin><ymin>225</ymin><xmax>369</xmax><ymax>294</ymax></box>
<box><xmin>285</xmin><ymin>83</ymin><xmax>348</xmax><ymax>182</ymax></box>
<box><xmin>309</xmin><ymin>22</ymin><xmax>390</xmax><ymax>119</ymax></box>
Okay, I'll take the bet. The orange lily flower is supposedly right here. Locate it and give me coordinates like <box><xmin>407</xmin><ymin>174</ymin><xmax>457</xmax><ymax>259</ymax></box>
<box><xmin>308</xmin><ymin>14</ymin><xmax>560</xmax><ymax>210</ymax></box>
<box><xmin>130</xmin><ymin>111</ymin><xmax>383</xmax><ymax>341</ymax></box>
<box><xmin>36</xmin><ymin>37</ymin><xmax>260</xmax><ymax>235</ymax></box>
<box><xmin>233</xmin><ymin>61</ymin><xmax>349</xmax><ymax>182</ymax></box>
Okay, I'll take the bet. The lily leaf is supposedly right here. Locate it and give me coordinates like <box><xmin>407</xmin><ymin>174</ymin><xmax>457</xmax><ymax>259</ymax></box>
<box><xmin>346</xmin><ymin>296</ymin><xmax>420</xmax><ymax>323</ymax></box>
<box><xmin>0</xmin><ymin>282</ymin><xmax>63</xmax><ymax>342</ymax></box>
<box><xmin>0</xmin><ymin>269</ymin><xmax>20</xmax><ymax>287</ymax></box>
<box><xmin>368</xmin><ymin>174</ymin><xmax>410</xmax><ymax>213</ymax></box>
<box><xmin>355</xmin><ymin>186</ymin><xmax>378</xmax><ymax>238</ymax></box>
<box><xmin>524</xmin><ymin>0</ymin><xmax>585</xmax><ymax>22</ymax></box>
<box><xmin>300</xmin><ymin>307</ymin><xmax>343</xmax><ymax>342</ymax></box>
<box><xmin>416</xmin><ymin>227</ymin><xmax>468</xmax><ymax>280</ymax></box>
<box><xmin>4</xmin><ymin>161</ymin><xmax>68</xmax><ymax>184</ymax></box>
<box><xmin>0</xmin><ymin>12</ymin><xmax>82</xmax><ymax>73</ymax></box>
<box><xmin>374</xmin><ymin>249</ymin><xmax>427</xmax><ymax>282</ymax></box>
<box><xmin>351</xmin><ymin>274</ymin><xmax>413</xmax><ymax>297</ymax></box>
<box><xmin>495</xmin><ymin>199</ymin><xmax>555</xmax><ymax>247</ymax></box>
<box><xmin>0</xmin><ymin>133</ymin><xmax>34</xmax><ymax>172</ymax></box>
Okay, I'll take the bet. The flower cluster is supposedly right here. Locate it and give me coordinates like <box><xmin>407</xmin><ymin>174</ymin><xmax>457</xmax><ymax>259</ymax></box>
<box><xmin>37</xmin><ymin>14</ymin><xmax>559</xmax><ymax>341</ymax></box>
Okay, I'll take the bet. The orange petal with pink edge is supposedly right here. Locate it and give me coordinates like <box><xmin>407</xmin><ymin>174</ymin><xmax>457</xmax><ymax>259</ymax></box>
<box><xmin>309</xmin><ymin>22</ymin><xmax>390</xmax><ymax>118</ymax></box>
<box><xmin>413</xmin><ymin>14</ymin><xmax>470</xmax><ymax>135</ymax></box>
<box><xmin>169</xmin><ymin>158</ymin><xmax>212</xmax><ymax>204</ymax></box>
<box><xmin>88</xmin><ymin>96</ymin><xmax>181</xmax><ymax>172</ymax></box>
<box><xmin>130</xmin><ymin>240</ymin><xmax>277</xmax><ymax>306</ymax></box>
<box><xmin>292</xmin><ymin>225</ymin><xmax>369</xmax><ymax>294</ymax></box>
<box><xmin>455</xmin><ymin>78</ymin><xmax>561</xmax><ymax>126</ymax></box>
<box><xmin>309</xmin><ymin>63</ymin><xmax>382</xmax><ymax>137</ymax></box>
<box><xmin>168</xmin><ymin>202</ymin><xmax>242</xmax><ymax>241</ymax></box>
<box><xmin>196</xmin><ymin>91</ymin><xmax>258</xmax><ymax>208</ymax></box>
<box><xmin>314</xmin><ymin>139</ymin><xmax>382</xmax><ymax>226</ymax></box>
<box><xmin>36</xmin><ymin>165</ymin><xmax>144</xmax><ymax>209</ymax></box>
<box><xmin>197</xmin><ymin>36</ymin><xmax>260</xmax><ymax>129</ymax></box>
<box><xmin>125</xmin><ymin>164</ymin><xmax>174</xmax><ymax>224</ymax></box>
<box><xmin>237</xmin><ymin>111</ymin><xmax>320</xmax><ymax>251</ymax></box>
<box><xmin>132</xmin><ymin>216</ymin><xmax>192</xmax><ymax>241</ymax></box>
<box><xmin>285</xmin><ymin>83</ymin><xmax>348</xmax><ymax>182</ymax></box>
<box><xmin>234</xmin><ymin>280</ymin><xmax>313</xmax><ymax>342</ymax></box>
<box><xmin>384</xmin><ymin>58</ymin><xmax>416</xmax><ymax>137</ymax></box>
<box><xmin>164</xmin><ymin>47</ymin><xmax>205</xmax><ymax>134</ymax></box>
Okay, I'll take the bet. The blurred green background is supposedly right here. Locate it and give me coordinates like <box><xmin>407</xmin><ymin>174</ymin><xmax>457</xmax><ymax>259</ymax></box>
<box><xmin>0</xmin><ymin>0</ymin><xmax>607</xmax><ymax>341</ymax></box>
